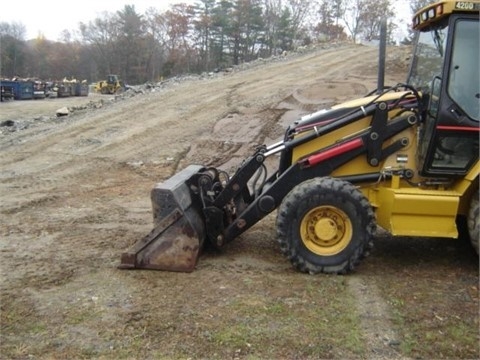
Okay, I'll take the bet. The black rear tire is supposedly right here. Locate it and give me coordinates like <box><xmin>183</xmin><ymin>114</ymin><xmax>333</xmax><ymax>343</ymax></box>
<box><xmin>468</xmin><ymin>189</ymin><xmax>479</xmax><ymax>255</ymax></box>
<box><xmin>276</xmin><ymin>177</ymin><xmax>375</xmax><ymax>274</ymax></box>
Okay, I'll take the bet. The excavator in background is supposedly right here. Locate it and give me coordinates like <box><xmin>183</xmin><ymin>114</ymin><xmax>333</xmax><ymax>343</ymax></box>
<box><xmin>119</xmin><ymin>0</ymin><xmax>479</xmax><ymax>274</ymax></box>
<box><xmin>95</xmin><ymin>75</ymin><xmax>125</xmax><ymax>94</ymax></box>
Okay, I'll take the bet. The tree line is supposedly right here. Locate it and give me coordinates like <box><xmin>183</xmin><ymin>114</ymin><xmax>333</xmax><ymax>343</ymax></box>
<box><xmin>0</xmin><ymin>0</ymin><xmax>426</xmax><ymax>85</ymax></box>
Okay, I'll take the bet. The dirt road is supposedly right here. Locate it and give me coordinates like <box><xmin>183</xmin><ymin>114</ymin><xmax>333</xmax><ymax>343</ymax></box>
<box><xmin>1</xmin><ymin>44</ymin><xmax>478</xmax><ymax>359</ymax></box>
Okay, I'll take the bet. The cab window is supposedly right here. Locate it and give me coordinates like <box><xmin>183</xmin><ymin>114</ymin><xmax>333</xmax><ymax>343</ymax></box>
<box><xmin>447</xmin><ymin>20</ymin><xmax>479</xmax><ymax>121</ymax></box>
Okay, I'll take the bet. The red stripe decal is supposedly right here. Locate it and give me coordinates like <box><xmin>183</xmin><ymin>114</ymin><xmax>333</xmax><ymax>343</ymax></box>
<box><xmin>437</xmin><ymin>125</ymin><xmax>479</xmax><ymax>132</ymax></box>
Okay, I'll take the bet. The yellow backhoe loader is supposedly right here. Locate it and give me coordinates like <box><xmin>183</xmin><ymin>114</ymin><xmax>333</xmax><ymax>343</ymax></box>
<box><xmin>120</xmin><ymin>0</ymin><xmax>479</xmax><ymax>274</ymax></box>
<box><xmin>95</xmin><ymin>75</ymin><xmax>124</xmax><ymax>94</ymax></box>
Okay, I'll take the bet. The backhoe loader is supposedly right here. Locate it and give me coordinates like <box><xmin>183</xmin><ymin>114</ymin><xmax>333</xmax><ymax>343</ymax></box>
<box><xmin>119</xmin><ymin>0</ymin><xmax>479</xmax><ymax>274</ymax></box>
<box><xmin>95</xmin><ymin>75</ymin><xmax>124</xmax><ymax>94</ymax></box>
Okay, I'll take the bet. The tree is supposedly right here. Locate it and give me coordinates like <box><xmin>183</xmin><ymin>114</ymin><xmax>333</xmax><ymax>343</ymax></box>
<box><xmin>410</xmin><ymin>0</ymin><xmax>431</xmax><ymax>13</ymax></box>
<box><xmin>342</xmin><ymin>0</ymin><xmax>364</xmax><ymax>43</ymax></box>
<box><xmin>315</xmin><ymin>0</ymin><xmax>345</xmax><ymax>41</ymax></box>
<box><xmin>285</xmin><ymin>0</ymin><xmax>313</xmax><ymax>47</ymax></box>
<box><xmin>163</xmin><ymin>4</ymin><xmax>196</xmax><ymax>76</ymax></box>
<box><xmin>341</xmin><ymin>0</ymin><xmax>395</xmax><ymax>43</ymax></box>
<box><xmin>117</xmin><ymin>5</ymin><xmax>148</xmax><ymax>83</ymax></box>
<box><xmin>0</xmin><ymin>22</ymin><xmax>27</xmax><ymax>77</ymax></box>
<box><xmin>3</xmin><ymin>0</ymin><xmax>361</xmax><ymax>83</ymax></box>
<box><xmin>261</xmin><ymin>0</ymin><xmax>283</xmax><ymax>56</ymax></box>
<box><xmin>276</xmin><ymin>7</ymin><xmax>295</xmax><ymax>51</ymax></box>
<box><xmin>79</xmin><ymin>12</ymin><xmax>122</xmax><ymax>78</ymax></box>
<box><xmin>227</xmin><ymin>0</ymin><xmax>264</xmax><ymax>65</ymax></box>
<box><xmin>401</xmin><ymin>0</ymin><xmax>431</xmax><ymax>43</ymax></box>
<box><xmin>210</xmin><ymin>0</ymin><xmax>235</xmax><ymax>68</ymax></box>
<box><xmin>360</xmin><ymin>0</ymin><xmax>394</xmax><ymax>42</ymax></box>
<box><xmin>192</xmin><ymin>0</ymin><xmax>216</xmax><ymax>71</ymax></box>
<box><xmin>144</xmin><ymin>7</ymin><xmax>170</xmax><ymax>81</ymax></box>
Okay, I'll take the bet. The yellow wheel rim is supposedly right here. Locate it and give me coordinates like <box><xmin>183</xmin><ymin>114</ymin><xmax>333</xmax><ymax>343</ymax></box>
<box><xmin>300</xmin><ymin>205</ymin><xmax>353</xmax><ymax>256</ymax></box>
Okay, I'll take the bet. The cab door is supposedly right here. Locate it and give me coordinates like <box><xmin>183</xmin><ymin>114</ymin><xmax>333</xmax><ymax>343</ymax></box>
<box><xmin>419</xmin><ymin>15</ymin><xmax>479</xmax><ymax>176</ymax></box>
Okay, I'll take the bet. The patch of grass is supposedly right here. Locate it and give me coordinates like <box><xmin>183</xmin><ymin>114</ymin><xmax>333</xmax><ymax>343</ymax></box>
<box><xmin>371</xmin><ymin>262</ymin><xmax>479</xmax><ymax>359</ymax></box>
<box><xmin>1</xmin><ymin>296</ymin><xmax>44</xmax><ymax>334</ymax></box>
<box><xmin>401</xmin><ymin>316</ymin><xmax>479</xmax><ymax>358</ymax></box>
<box><xmin>363</xmin><ymin>235</ymin><xmax>479</xmax><ymax>359</ymax></box>
<box><xmin>0</xmin><ymin>295</ymin><xmax>50</xmax><ymax>358</ymax></box>
<box><xmin>194</xmin><ymin>276</ymin><xmax>365</xmax><ymax>359</ymax></box>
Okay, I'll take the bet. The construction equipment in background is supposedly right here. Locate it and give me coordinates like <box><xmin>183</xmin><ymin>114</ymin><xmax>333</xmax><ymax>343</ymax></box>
<box><xmin>120</xmin><ymin>0</ymin><xmax>479</xmax><ymax>274</ymax></box>
<box><xmin>95</xmin><ymin>75</ymin><xmax>125</xmax><ymax>94</ymax></box>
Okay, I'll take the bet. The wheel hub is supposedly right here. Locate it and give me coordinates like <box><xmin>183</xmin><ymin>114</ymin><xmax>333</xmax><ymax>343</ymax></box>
<box><xmin>314</xmin><ymin>218</ymin><xmax>338</xmax><ymax>242</ymax></box>
<box><xmin>301</xmin><ymin>206</ymin><xmax>353</xmax><ymax>256</ymax></box>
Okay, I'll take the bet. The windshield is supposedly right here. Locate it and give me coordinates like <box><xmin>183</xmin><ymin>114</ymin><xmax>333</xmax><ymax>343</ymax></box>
<box><xmin>408</xmin><ymin>24</ymin><xmax>448</xmax><ymax>93</ymax></box>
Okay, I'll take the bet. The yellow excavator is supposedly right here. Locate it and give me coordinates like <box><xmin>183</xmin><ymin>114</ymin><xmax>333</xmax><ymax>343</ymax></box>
<box><xmin>120</xmin><ymin>0</ymin><xmax>479</xmax><ymax>274</ymax></box>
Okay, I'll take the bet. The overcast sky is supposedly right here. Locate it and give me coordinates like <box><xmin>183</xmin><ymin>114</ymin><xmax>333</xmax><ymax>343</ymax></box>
<box><xmin>0</xmin><ymin>1</ymin><xmax>410</xmax><ymax>42</ymax></box>
<box><xmin>0</xmin><ymin>0</ymin><xmax>196</xmax><ymax>40</ymax></box>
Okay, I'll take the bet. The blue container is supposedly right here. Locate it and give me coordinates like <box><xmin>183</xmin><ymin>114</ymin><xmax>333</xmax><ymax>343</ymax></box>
<box><xmin>74</xmin><ymin>83</ymin><xmax>89</xmax><ymax>96</ymax></box>
<box><xmin>57</xmin><ymin>83</ymin><xmax>71</xmax><ymax>97</ymax></box>
<box><xmin>0</xmin><ymin>81</ymin><xmax>15</xmax><ymax>101</ymax></box>
<box><xmin>0</xmin><ymin>80</ymin><xmax>34</xmax><ymax>100</ymax></box>
<box><xmin>17</xmin><ymin>81</ymin><xmax>34</xmax><ymax>100</ymax></box>
<box><xmin>0</xmin><ymin>80</ymin><xmax>18</xmax><ymax>98</ymax></box>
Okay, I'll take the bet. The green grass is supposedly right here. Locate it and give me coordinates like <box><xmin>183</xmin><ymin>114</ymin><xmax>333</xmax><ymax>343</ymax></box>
<box><xmin>192</xmin><ymin>277</ymin><xmax>365</xmax><ymax>359</ymax></box>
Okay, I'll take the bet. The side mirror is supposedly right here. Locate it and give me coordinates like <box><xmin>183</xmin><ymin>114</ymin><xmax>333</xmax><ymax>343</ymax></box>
<box><xmin>427</xmin><ymin>76</ymin><xmax>442</xmax><ymax>118</ymax></box>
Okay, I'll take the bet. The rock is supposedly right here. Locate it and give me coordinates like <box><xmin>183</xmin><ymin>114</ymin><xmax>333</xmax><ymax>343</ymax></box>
<box><xmin>126</xmin><ymin>160</ymin><xmax>144</xmax><ymax>168</ymax></box>
<box><xmin>56</xmin><ymin>107</ymin><xmax>69</xmax><ymax>117</ymax></box>
<box><xmin>1</xmin><ymin>120</ymin><xmax>15</xmax><ymax>127</ymax></box>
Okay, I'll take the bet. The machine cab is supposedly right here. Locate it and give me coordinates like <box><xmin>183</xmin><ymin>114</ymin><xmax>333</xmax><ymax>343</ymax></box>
<box><xmin>409</xmin><ymin>1</ymin><xmax>479</xmax><ymax>177</ymax></box>
<box><xmin>107</xmin><ymin>75</ymin><xmax>118</xmax><ymax>84</ymax></box>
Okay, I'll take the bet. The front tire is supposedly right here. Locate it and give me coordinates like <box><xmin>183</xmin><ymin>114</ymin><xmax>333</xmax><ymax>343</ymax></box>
<box><xmin>276</xmin><ymin>177</ymin><xmax>375</xmax><ymax>274</ymax></box>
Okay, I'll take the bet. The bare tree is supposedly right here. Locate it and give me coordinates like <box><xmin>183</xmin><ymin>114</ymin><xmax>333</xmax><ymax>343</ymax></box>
<box><xmin>400</xmin><ymin>0</ymin><xmax>431</xmax><ymax>43</ymax></box>
<box><xmin>286</xmin><ymin>0</ymin><xmax>314</xmax><ymax>46</ymax></box>
<box><xmin>144</xmin><ymin>7</ymin><xmax>170</xmax><ymax>81</ymax></box>
<box><xmin>79</xmin><ymin>12</ymin><xmax>122</xmax><ymax>78</ymax></box>
<box><xmin>0</xmin><ymin>22</ymin><xmax>26</xmax><ymax>77</ymax></box>
<box><xmin>163</xmin><ymin>4</ymin><xmax>196</xmax><ymax>75</ymax></box>
<box><xmin>341</xmin><ymin>0</ymin><xmax>395</xmax><ymax>43</ymax></box>
<box><xmin>360</xmin><ymin>0</ymin><xmax>394</xmax><ymax>42</ymax></box>
<box><xmin>410</xmin><ymin>0</ymin><xmax>431</xmax><ymax>13</ymax></box>
<box><xmin>262</xmin><ymin>0</ymin><xmax>283</xmax><ymax>56</ymax></box>
<box><xmin>342</xmin><ymin>0</ymin><xmax>364</xmax><ymax>43</ymax></box>
<box><xmin>315</xmin><ymin>0</ymin><xmax>346</xmax><ymax>41</ymax></box>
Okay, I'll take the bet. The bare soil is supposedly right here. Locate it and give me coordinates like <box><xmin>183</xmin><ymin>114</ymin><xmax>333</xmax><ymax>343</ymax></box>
<box><xmin>1</xmin><ymin>44</ymin><xmax>478</xmax><ymax>359</ymax></box>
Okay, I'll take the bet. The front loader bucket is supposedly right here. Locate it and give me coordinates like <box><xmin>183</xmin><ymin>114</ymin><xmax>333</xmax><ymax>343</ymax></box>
<box><xmin>119</xmin><ymin>165</ymin><xmax>206</xmax><ymax>272</ymax></box>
